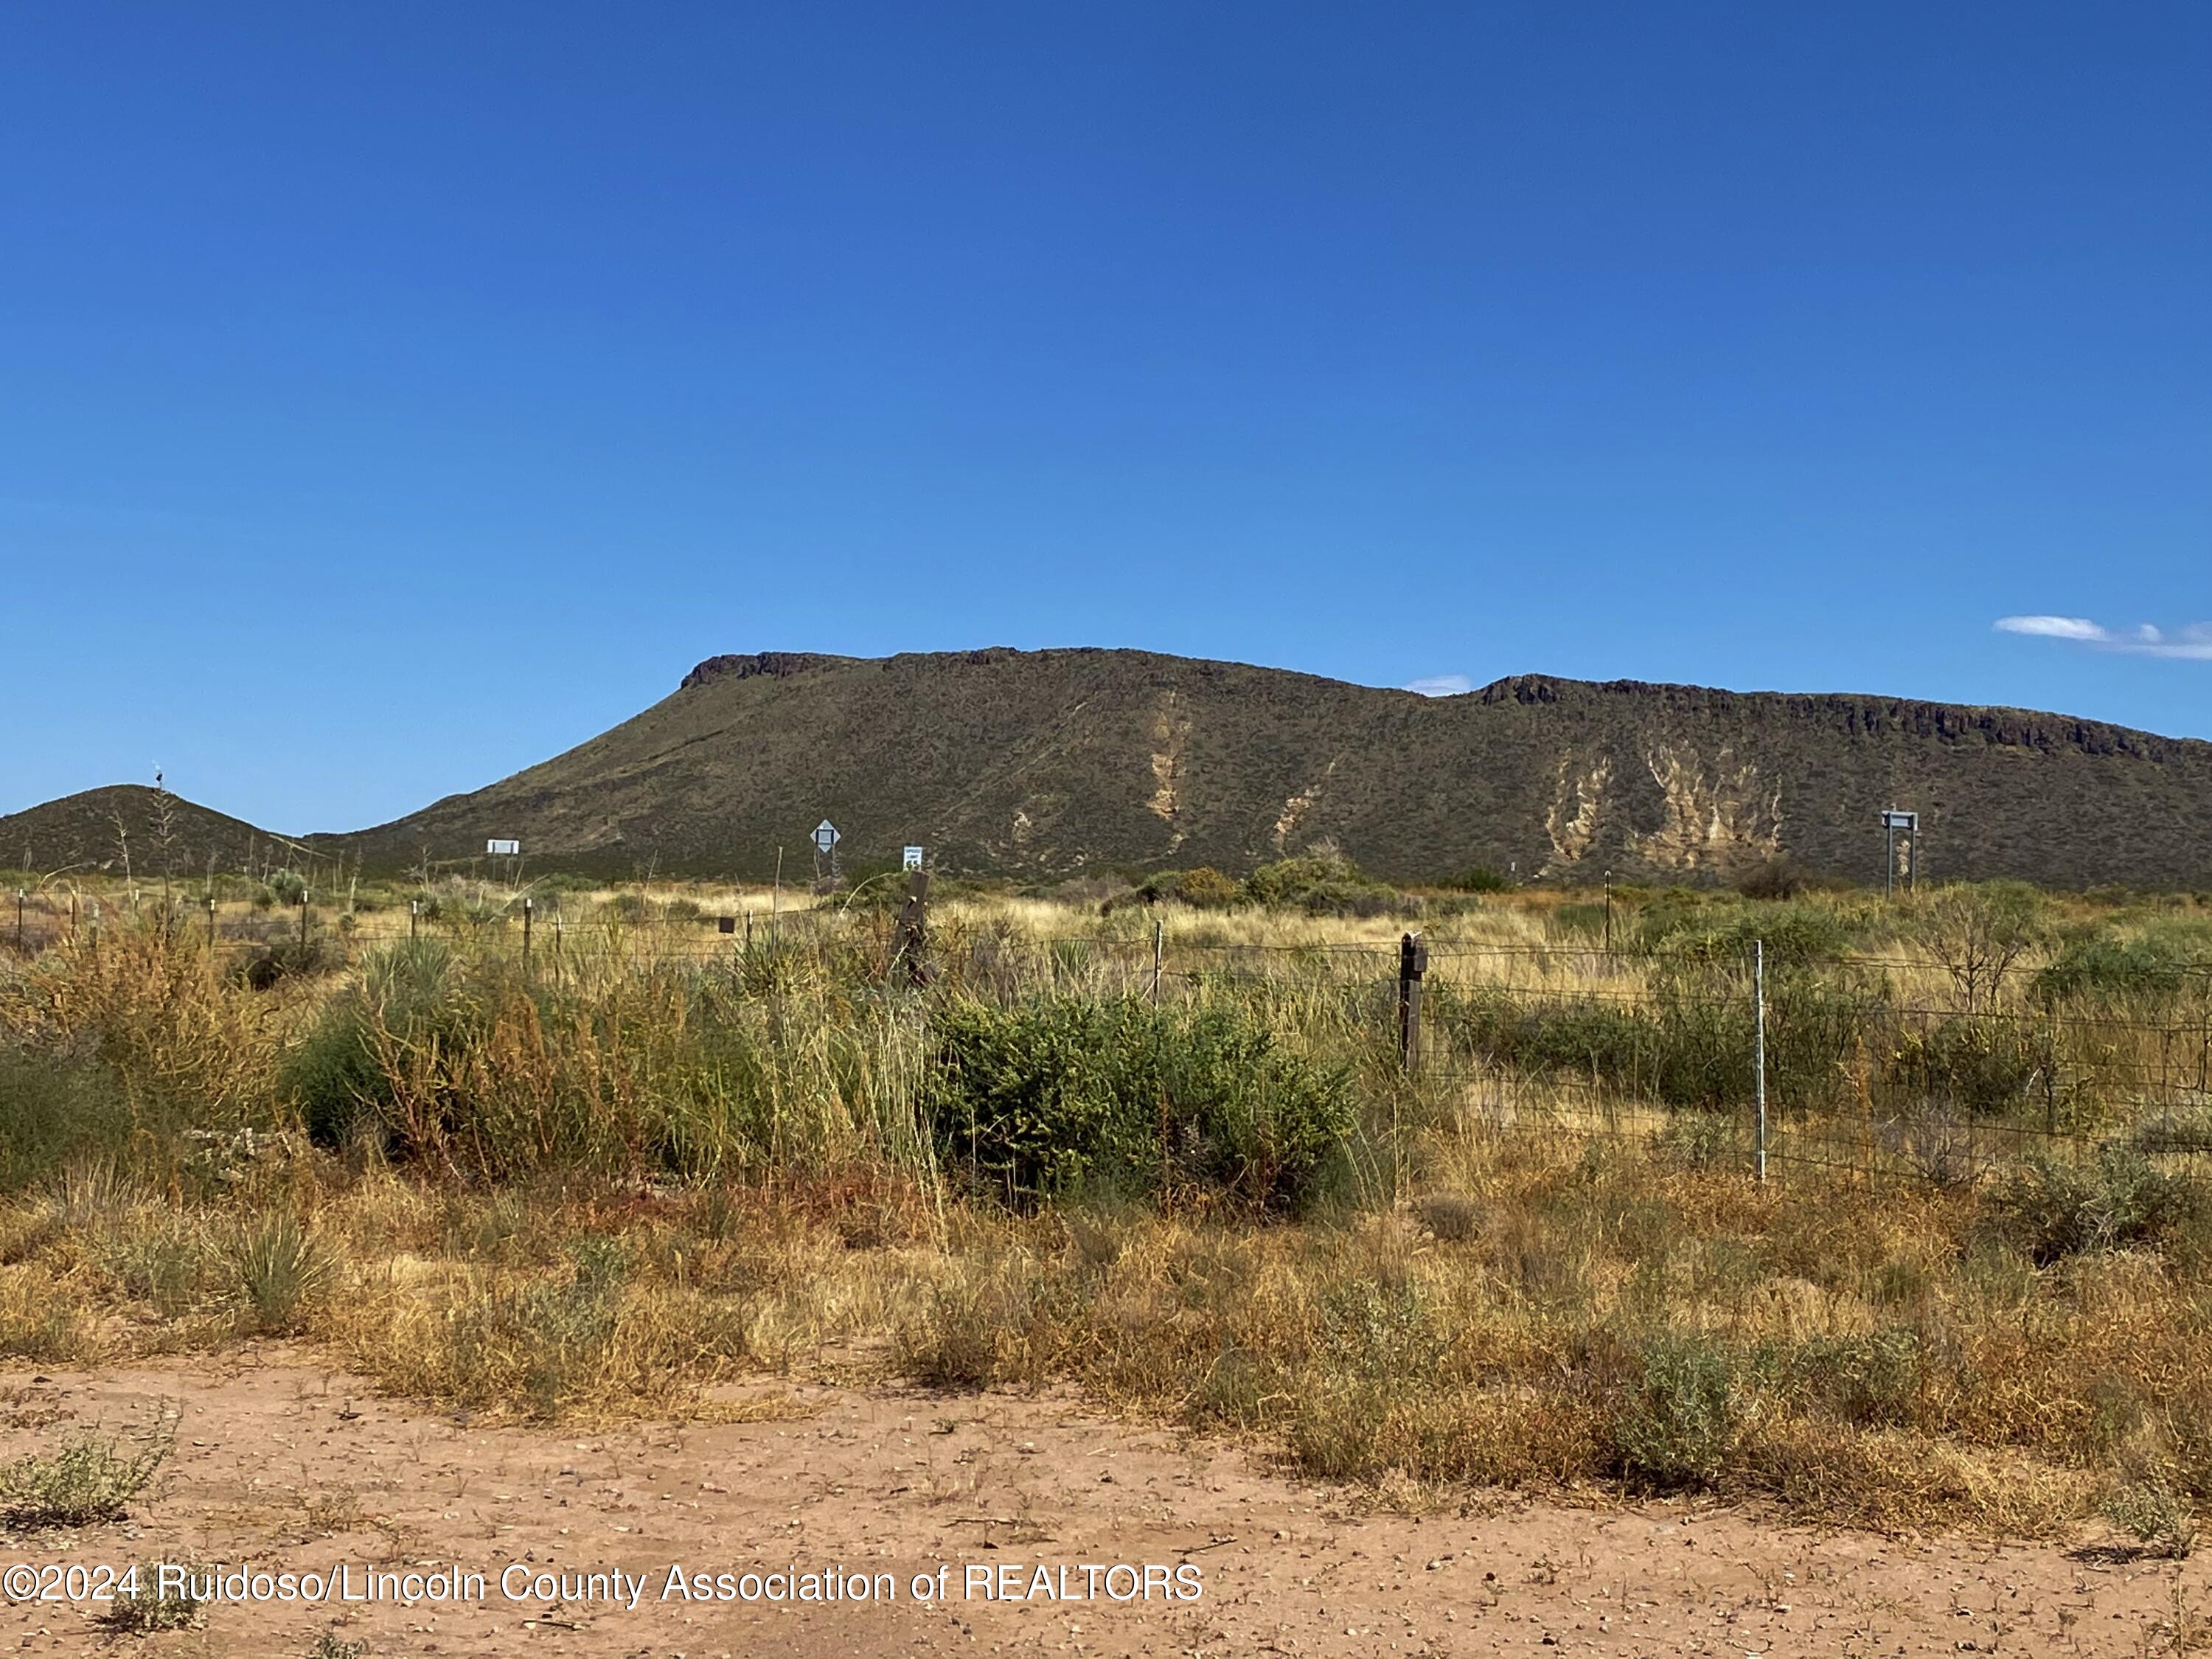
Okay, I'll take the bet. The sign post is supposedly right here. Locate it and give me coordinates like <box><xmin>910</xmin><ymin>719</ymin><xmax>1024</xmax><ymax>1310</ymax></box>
<box><xmin>1879</xmin><ymin>810</ymin><xmax>1919</xmax><ymax>899</ymax></box>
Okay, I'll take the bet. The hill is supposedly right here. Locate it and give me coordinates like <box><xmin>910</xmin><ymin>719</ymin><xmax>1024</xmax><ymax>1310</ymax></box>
<box><xmin>317</xmin><ymin>649</ymin><xmax>2212</xmax><ymax>888</ymax></box>
<box><xmin>0</xmin><ymin>785</ymin><xmax>294</xmax><ymax>880</ymax></box>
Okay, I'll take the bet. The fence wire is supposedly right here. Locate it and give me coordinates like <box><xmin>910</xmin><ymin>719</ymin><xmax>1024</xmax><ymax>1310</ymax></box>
<box><xmin>9</xmin><ymin>897</ymin><xmax>2212</xmax><ymax>1192</ymax></box>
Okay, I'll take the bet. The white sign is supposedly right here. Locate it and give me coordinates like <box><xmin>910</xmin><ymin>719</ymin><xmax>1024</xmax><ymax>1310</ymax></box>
<box><xmin>812</xmin><ymin>820</ymin><xmax>841</xmax><ymax>852</ymax></box>
<box><xmin>902</xmin><ymin>846</ymin><xmax>924</xmax><ymax>870</ymax></box>
<box><xmin>486</xmin><ymin>838</ymin><xmax>521</xmax><ymax>857</ymax></box>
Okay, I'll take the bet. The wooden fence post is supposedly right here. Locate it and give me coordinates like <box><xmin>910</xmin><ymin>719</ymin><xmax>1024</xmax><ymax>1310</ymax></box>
<box><xmin>890</xmin><ymin>869</ymin><xmax>931</xmax><ymax>987</ymax></box>
<box><xmin>1398</xmin><ymin>932</ymin><xmax>1427</xmax><ymax>1074</ymax></box>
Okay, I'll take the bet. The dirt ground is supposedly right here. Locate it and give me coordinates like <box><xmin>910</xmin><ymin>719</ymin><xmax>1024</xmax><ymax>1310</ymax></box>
<box><xmin>1</xmin><ymin>1354</ymin><xmax>2205</xmax><ymax>1658</ymax></box>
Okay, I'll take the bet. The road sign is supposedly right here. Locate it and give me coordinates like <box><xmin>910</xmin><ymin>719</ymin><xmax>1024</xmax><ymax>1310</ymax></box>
<box><xmin>902</xmin><ymin>846</ymin><xmax>924</xmax><ymax>870</ymax></box>
<box><xmin>486</xmin><ymin>838</ymin><xmax>521</xmax><ymax>857</ymax></box>
<box><xmin>1879</xmin><ymin>810</ymin><xmax>1918</xmax><ymax>831</ymax></box>
<box><xmin>813</xmin><ymin>820</ymin><xmax>840</xmax><ymax>853</ymax></box>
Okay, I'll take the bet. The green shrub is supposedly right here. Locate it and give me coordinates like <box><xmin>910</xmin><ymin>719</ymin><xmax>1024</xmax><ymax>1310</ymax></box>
<box><xmin>1989</xmin><ymin>1149</ymin><xmax>2205</xmax><ymax>1264</ymax></box>
<box><xmin>921</xmin><ymin>998</ymin><xmax>1355</xmax><ymax>1211</ymax></box>
<box><xmin>1172</xmin><ymin>868</ymin><xmax>1241</xmax><ymax>908</ymax></box>
<box><xmin>1244</xmin><ymin>851</ymin><xmax>1398</xmax><ymax>916</ymax></box>
<box><xmin>1445</xmin><ymin>864</ymin><xmax>1512</xmax><ymax>893</ymax></box>
<box><xmin>0</xmin><ymin>1051</ymin><xmax>136</xmax><ymax>1192</ymax></box>
<box><xmin>2037</xmin><ymin>934</ymin><xmax>2202</xmax><ymax>1005</ymax></box>
<box><xmin>102</xmin><ymin>1559</ymin><xmax>207</xmax><ymax>1632</ymax></box>
<box><xmin>0</xmin><ymin>1433</ymin><xmax>169</xmax><ymax>1528</ymax></box>
<box><xmin>1879</xmin><ymin>1017</ymin><xmax>2050</xmax><ymax>1117</ymax></box>
<box><xmin>280</xmin><ymin>940</ymin><xmax>478</xmax><ymax>1149</ymax></box>
<box><xmin>1613</xmin><ymin>1336</ymin><xmax>1744</xmax><ymax>1491</ymax></box>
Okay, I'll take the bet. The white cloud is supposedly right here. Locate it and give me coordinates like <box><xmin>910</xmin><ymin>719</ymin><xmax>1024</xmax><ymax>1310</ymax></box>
<box><xmin>1405</xmin><ymin>674</ymin><xmax>1473</xmax><ymax>697</ymax></box>
<box><xmin>1994</xmin><ymin>615</ymin><xmax>2112</xmax><ymax>642</ymax></box>
<box><xmin>1994</xmin><ymin>616</ymin><xmax>2212</xmax><ymax>661</ymax></box>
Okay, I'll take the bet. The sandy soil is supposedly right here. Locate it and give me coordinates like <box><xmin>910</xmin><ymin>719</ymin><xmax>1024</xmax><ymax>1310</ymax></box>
<box><xmin>1</xmin><ymin>1354</ymin><xmax>2203</xmax><ymax>1658</ymax></box>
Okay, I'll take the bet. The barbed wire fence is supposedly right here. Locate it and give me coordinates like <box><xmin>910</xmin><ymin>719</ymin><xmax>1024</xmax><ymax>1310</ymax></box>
<box><xmin>8</xmin><ymin>883</ymin><xmax>2212</xmax><ymax>1192</ymax></box>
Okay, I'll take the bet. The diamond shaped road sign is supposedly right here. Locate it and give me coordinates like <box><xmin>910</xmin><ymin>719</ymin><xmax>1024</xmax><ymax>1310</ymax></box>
<box><xmin>813</xmin><ymin>820</ymin><xmax>840</xmax><ymax>852</ymax></box>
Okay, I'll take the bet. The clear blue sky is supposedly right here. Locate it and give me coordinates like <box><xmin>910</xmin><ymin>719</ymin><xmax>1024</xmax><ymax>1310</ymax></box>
<box><xmin>4</xmin><ymin>3</ymin><xmax>2206</xmax><ymax>833</ymax></box>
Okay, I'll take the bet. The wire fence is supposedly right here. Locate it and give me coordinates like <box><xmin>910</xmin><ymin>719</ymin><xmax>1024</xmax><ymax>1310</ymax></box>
<box><xmin>9</xmin><ymin>890</ymin><xmax>2212</xmax><ymax>1192</ymax></box>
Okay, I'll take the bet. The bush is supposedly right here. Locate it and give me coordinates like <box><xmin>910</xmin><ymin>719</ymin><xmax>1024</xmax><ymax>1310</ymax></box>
<box><xmin>0</xmin><ymin>1051</ymin><xmax>136</xmax><ymax>1192</ymax></box>
<box><xmin>1989</xmin><ymin>1149</ymin><xmax>2206</xmax><ymax>1264</ymax></box>
<box><xmin>1445</xmin><ymin>864</ymin><xmax>1512</xmax><ymax>893</ymax></box>
<box><xmin>921</xmin><ymin>998</ymin><xmax>1355</xmax><ymax>1211</ymax></box>
<box><xmin>1613</xmin><ymin>1336</ymin><xmax>1744</xmax><ymax>1490</ymax></box>
<box><xmin>226</xmin><ymin>1213</ymin><xmax>333</xmax><ymax>1334</ymax></box>
<box><xmin>102</xmin><ymin>1559</ymin><xmax>206</xmax><ymax>1632</ymax></box>
<box><xmin>1172</xmin><ymin>868</ymin><xmax>1241</xmax><ymax>909</ymax></box>
<box><xmin>0</xmin><ymin>1433</ymin><xmax>169</xmax><ymax>1528</ymax></box>
<box><xmin>1245</xmin><ymin>851</ymin><xmax>1399</xmax><ymax>916</ymax></box>
<box><xmin>2036</xmin><ymin>934</ymin><xmax>2202</xmax><ymax>1005</ymax></box>
<box><xmin>2103</xmin><ymin>1468</ymin><xmax>2197</xmax><ymax>1559</ymax></box>
<box><xmin>279</xmin><ymin>939</ymin><xmax>479</xmax><ymax>1149</ymax></box>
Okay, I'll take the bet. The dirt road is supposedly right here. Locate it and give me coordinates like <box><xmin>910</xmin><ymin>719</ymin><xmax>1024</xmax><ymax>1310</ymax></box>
<box><xmin>1</xmin><ymin>1355</ymin><xmax>2200</xmax><ymax>1656</ymax></box>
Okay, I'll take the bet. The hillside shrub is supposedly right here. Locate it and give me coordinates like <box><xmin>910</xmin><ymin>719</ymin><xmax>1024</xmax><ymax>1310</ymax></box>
<box><xmin>1612</xmin><ymin>1335</ymin><xmax>1746</xmax><ymax>1490</ymax></box>
<box><xmin>921</xmin><ymin>998</ymin><xmax>1354</xmax><ymax>1211</ymax></box>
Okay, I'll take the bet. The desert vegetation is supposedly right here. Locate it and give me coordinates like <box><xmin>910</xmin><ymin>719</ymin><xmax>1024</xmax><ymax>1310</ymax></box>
<box><xmin>4</xmin><ymin>859</ymin><xmax>2212</xmax><ymax>1543</ymax></box>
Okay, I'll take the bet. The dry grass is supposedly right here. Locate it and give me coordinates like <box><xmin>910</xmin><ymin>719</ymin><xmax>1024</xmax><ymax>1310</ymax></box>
<box><xmin>3</xmin><ymin>880</ymin><xmax>2211</xmax><ymax>1539</ymax></box>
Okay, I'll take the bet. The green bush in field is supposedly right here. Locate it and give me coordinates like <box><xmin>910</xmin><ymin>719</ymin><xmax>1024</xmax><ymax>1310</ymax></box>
<box><xmin>1989</xmin><ymin>1148</ymin><xmax>2207</xmax><ymax>1264</ymax></box>
<box><xmin>921</xmin><ymin>998</ymin><xmax>1354</xmax><ymax>1211</ymax></box>
<box><xmin>1444</xmin><ymin>863</ymin><xmax>1513</xmax><ymax>893</ymax></box>
<box><xmin>2035</xmin><ymin>932</ymin><xmax>2205</xmax><ymax>1005</ymax></box>
<box><xmin>1243</xmin><ymin>851</ymin><xmax>1399</xmax><ymax>917</ymax></box>
<box><xmin>280</xmin><ymin>939</ymin><xmax>481</xmax><ymax>1149</ymax></box>
<box><xmin>1612</xmin><ymin>1335</ymin><xmax>1745</xmax><ymax>1491</ymax></box>
<box><xmin>0</xmin><ymin>1050</ymin><xmax>136</xmax><ymax>1192</ymax></box>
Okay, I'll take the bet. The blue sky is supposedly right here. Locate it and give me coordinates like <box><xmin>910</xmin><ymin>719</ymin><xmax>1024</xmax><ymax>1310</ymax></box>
<box><xmin>3</xmin><ymin>2</ymin><xmax>2206</xmax><ymax>833</ymax></box>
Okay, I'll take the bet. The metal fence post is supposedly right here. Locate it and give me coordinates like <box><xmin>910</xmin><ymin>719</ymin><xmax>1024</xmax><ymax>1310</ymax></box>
<box><xmin>410</xmin><ymin>900</ymin><xmax>420</xmax><ymax>940</ymax></box>
<box><xmin>1398</xmin><ymin>932</ymin><xmax>1428</xmax><ymax>1074</ymax></box>
<box><xmin>13</xmin><ymin>889</ymin><xmax>21</xmax><ymax>953</ymax></box>
<box><xmin>1151</xmin><ymin>917</ymin><xmax>1164</xmax><ymax>1006</ymax></box>
<box><xmin>206</xmin><ymin>895</ymin><xmax>217</xmax><ymax>952</ymax></box>
<box><xmin>298</xmin><ymin>892</ymin><xmax>309</xmax><ymax>949</ymax></box>
<box><xmin>1753</xmin><ymin>938</ymin><xmax>1768</xmax><ymax>1183</ymax></box>
<box><xmin>522</xmin><ymin>897</ymin><xmax>533</xmax><ymax>975</ymax></box>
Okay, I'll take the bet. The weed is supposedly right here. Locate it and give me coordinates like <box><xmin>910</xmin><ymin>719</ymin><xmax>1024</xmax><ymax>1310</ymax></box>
<box><xmin>1613</xmin><ymin>1336</ymin><xmax>1745</xmax><ymax>1491</ymax></box>
<box><xmin>101</xmin><ymin>1558</ymin><xmax>206</xmax><ymax>1632</ymax></box>
<box><xmin>0</xmin><ymin>1432</ymin><xmax>170</xmax><ymax>1528</ymax></box>
<box><xmin>227</xmin><ymin>1212</ymin><xmax>333</xmax><ymax>1334</ymax></box>
<box><xmin>2104</xmin><ymin>1469</ymin><xmax>2198</xmax><ymax>1558</ymax></box>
